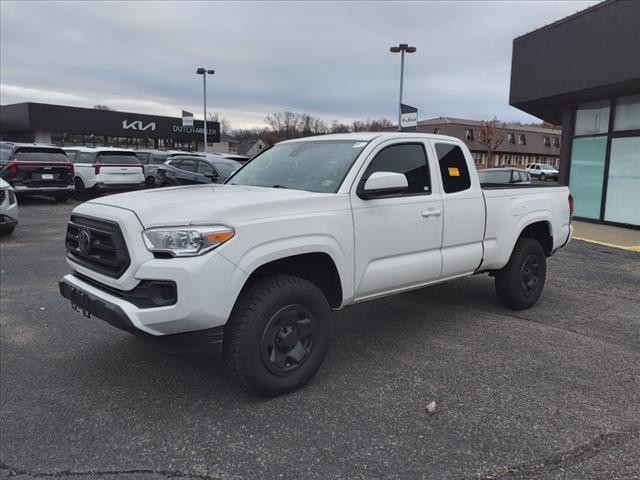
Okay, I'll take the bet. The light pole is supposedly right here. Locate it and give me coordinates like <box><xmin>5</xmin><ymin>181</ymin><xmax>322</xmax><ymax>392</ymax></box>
<box><xmin>196</xmin><ymin>67</ymin><xmax>215</xmax><ymax>153</ymax></box>
<box><xmin>389</xmin><ymin>44</ymin><xmax>416</xmax><ymax>131</ymax></box>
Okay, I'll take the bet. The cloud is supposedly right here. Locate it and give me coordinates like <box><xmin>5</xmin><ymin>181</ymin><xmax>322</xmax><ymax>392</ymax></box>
<box><xmin>0</xmin><ymin>0</ymin><xmax>598</xmax><ymax>128</ymax></box>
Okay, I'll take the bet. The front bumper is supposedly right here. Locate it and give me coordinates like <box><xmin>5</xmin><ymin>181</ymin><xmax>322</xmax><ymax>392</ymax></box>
<box><xmin>0</xmin><ymin>214</ymin><xmax>18</xmax><ymax>230</ymax></box>
<box><xmin>59</xmin><ymin>276</ymin><xmax>224</xmax><ymax>354</ymax></box>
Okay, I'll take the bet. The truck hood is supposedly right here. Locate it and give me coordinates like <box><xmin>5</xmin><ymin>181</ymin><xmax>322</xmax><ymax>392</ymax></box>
<box><xmin>87</xmin><ymin>184</ymin><xmax>349</xmax><ymax>228</ymax></box>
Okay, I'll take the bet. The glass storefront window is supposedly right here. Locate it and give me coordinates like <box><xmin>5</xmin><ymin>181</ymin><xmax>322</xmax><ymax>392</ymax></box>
<box><xmin>569</xmin><ymin>136</ymin><xmax>607</xmax><ymax>219</ymax></box>
<box><xmin>604</xmin><ymin>136</ymin><xmax>640</xmax><ymax>226</ymax></box>
<box><xmin>575</xmin><ymin>100</ymin><xmax>610</xmax><ymax>136</ymax></box>
<box><xmin>614</xmin><ymin>95</ymin><xmax>640</xmax><ymax>132</ymax></box>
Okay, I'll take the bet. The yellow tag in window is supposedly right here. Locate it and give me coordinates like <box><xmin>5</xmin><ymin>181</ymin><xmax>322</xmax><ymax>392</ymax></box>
<box><xmin>448</xmin><ymin>167</ymin><xmax>460</xmax><ymax>177</ymax></box>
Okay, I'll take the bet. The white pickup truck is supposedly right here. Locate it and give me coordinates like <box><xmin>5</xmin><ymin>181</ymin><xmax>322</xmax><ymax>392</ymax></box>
<box><xmin>59</xmin><ymin>133</ymin><xmax>573</xmax><ymax>396</ymax></box>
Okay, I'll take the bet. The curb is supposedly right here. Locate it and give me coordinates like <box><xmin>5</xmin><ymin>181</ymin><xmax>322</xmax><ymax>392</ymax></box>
<box><xmin>573</xmin><ymin>236</ymin><xmax>640</xmax><ymax>253</ymax></box>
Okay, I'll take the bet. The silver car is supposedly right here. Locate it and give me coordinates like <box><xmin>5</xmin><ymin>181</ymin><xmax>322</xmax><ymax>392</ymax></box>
<box><xmin>0</xmin><ymin>178</ymin><xmax>19</xmax><ymax>234</ymax></box>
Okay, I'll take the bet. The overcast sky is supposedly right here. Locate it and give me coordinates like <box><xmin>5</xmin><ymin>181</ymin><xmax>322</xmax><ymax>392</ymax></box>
<box><xmin>1</xmin><ymin>0</ymin><xmax>598</xmax><ymax>129</ymax></box>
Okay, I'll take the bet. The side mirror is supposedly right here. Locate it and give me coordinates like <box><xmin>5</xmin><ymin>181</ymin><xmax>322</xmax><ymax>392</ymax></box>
<box><xmin>205</xmin><ymin>173</ymin><xmax>219</xmax><ymax>182</ymax></box>
<box><xmin>360</xmin><ymin>171</ymin><xmax>408</xmax><ymax>199</ymax></box>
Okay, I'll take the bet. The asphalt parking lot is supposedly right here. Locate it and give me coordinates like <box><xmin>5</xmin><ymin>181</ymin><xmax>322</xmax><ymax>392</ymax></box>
<box><xmin>1</xmin><ymin>196</ymin><xmax>639</xmax><ymax>480</ymax></box>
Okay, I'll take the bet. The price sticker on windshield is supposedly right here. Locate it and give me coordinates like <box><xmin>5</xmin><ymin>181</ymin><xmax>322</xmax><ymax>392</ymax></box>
<box><xmin>448</xmin><ymin>167</ymin><xmax>460</xmax><ymax>177</ymax></box>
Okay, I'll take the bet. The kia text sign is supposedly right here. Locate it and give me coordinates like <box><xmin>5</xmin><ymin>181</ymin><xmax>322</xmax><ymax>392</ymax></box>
<box><xmin>400</xmin><ymin>103</ymin><xmax>418</xmax><ymax>131</ymax></box>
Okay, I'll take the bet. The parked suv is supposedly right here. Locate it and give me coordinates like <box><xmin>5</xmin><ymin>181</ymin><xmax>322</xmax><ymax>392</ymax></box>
<box><xmin>526</xmin><ymin>163</ymin><xmax>559</xmax><ymax>181</ymax></box>
<box><xmin>71</xmin><ymin>147</ymin><xmax>145</xmax><ymax>198</ymax></box>
<box><xmin>156</xmin><ymin>154</ymin><xmax>241</xmax><ymax>187</ymax></box>
<box><xmin>134</xmin><ymin>150</ymin><xmax>203</xmax><ymax>188</ymax></box>
<box><xmin>0</xmin><ymin>142</ymin><xmax>74</xmax><ymax>202</ymax></box>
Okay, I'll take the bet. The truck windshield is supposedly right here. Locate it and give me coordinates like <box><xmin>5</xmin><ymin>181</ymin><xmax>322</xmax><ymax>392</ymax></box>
<box><xmin>228</xmin><ymin>140</ymin><xmax>368</xmax><ymax>193</ymax></box>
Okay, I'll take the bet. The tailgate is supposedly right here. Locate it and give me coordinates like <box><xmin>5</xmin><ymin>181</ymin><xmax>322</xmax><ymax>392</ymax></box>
<box><xmin>4</xmin><ymin>162</ymin><xmax>74</xmax><ymax>187</ymax></box>
<box><xmin>97</xmin><ymin>164</ymin><xmax>144</xmax><ymax>183</ymax></box>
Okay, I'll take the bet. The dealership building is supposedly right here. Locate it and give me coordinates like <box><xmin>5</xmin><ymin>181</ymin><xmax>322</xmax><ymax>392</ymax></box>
<box><xmin>510</xmin><ymin>0</ymin><xmax>639</xmax><ymax>228</ymax></box>
<box><xmin>0</xmin><ymin>102</ymin><xmax>221</xmax><ymax>152</ymax></box>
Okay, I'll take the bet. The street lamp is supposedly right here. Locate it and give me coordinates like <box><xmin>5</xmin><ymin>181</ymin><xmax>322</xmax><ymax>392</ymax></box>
<box><xmin>389</xmin><ymin>44</ymin><xmax>416</xmax><ymax>131</ymax></box>
<box><xmin>196</xmin><ymin>67</ymin><xmax>215</xmax><ymax>153</ymax></box>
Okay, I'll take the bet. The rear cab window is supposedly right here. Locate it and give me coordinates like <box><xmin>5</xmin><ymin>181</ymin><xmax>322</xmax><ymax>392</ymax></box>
<box><xmin>435</xmin><ymin>143</ymin><xmax>471</xmax><ymax>193</ymax></box>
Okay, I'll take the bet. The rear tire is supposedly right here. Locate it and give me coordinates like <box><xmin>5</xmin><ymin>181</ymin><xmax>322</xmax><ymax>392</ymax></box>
<box><xmin>495</xmin><ymin>238</ymin><xmax>546</xmax><ymax>310</ymax></box>
<box><xmin>540</xmin><ymin>173</ymin><xmax>546</xmax><ymax>181</ymax></box>
<box><xmin>225</xmin><ymin>275</ymin><xmax>331</xmax><ymax>397</ymax></box>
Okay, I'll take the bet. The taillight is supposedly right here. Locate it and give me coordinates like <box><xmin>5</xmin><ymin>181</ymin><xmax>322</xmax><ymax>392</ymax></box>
<box><xmin>7</xmin><ymin>162</ymin><xmax>18</xmax><ymax>178</ymax></box>
<box><xmin>568</xmin><ymin>193</ymin><xmax>574</xmax><ymax>221</ymax></box>
<box><xmin>94</xmin><ymin>164</ymin><xmax>101</xmax><ymax>174</ymax></box>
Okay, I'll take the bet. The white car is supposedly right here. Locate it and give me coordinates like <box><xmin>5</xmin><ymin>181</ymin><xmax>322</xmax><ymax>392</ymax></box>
<box><xmin>526</xmin><ymin>163</ymin><xmax>559</xmax><ymax>181</ymax></box>
<box><xmin>71</xmin><ymin>147</ymin><xmax>145</xmax><ymax>198</ymax></box>
<box><xmin>0</xmin><ymin>178</ymin><xmax>19</xmax><ymax>234</ymax></box>
<box><xmin>59</xmin><ymin>133</ymin><xmax>573</xmax><ymax>396</ymax></box>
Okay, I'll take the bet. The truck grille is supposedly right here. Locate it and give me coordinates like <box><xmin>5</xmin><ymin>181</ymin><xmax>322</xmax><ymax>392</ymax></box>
<box><xmin>65</xmin><ymin>215</ymin><xmax>131</xmax><ymax>278</ymax></box>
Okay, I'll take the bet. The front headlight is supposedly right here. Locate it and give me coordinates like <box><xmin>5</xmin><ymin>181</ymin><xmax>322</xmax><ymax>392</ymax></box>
<box><xmin>142</xmin><ymin>225</ymin><xmax>234</xmax><ymax>257</ymax></box>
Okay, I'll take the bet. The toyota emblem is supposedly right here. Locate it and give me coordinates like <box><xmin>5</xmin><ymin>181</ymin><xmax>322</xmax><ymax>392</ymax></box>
<box><xmin>78</xmin><ymin>229</ymin><xmax>92</xmax><ymax>254</ymax></box>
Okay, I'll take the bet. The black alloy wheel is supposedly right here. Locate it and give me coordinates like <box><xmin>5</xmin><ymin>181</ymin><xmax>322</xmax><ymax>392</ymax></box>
<box><xmin>520</xmin><ymin>254</ymin><xmax>541</xmax><ymax>297</ymax></box>
<box><xmin>261</xmin><ymin>304</ymin><xmax>316</xmax><ymax>376</ymax></box>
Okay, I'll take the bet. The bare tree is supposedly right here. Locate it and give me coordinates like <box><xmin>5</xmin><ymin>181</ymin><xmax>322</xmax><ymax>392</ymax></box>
<box><xmin>208</xmin><ymin>112</ymin><xmax>232</xmax><ymax>135</ymax></box>
<box><xmin>93</xmin><ymin>104</ymin><xmax>112</xmax><ymax>111</ymax></box>
<box><xmin>478</xmin><ymin>118</ymin><xmax>505</xmax><ymax>167</ymax></box>
<box><xmin>352</xmin><ymin>118</ymin><xmax>394</xmax><ymax>132</ymax></box>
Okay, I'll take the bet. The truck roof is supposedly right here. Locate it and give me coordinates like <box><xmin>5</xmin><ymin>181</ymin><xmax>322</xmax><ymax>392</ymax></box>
<box><xmin>280</xmin><ymin>132</ymin><xmax>462</xmax><ymax>144</ymax></box>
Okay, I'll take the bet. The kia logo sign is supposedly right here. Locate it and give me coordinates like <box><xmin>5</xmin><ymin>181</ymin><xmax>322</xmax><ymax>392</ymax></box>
<box><xmin>122</xmin><ymin>120</ymin><xmax>156</xmax><ymax>131</ymax></box>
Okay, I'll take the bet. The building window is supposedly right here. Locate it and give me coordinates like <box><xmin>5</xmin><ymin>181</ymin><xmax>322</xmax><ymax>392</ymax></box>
<box><xmin>553</xmin><ymin>137</ymin><xmax>560</xmax><ymax>148</ymax></box>
<box><xmin>544</xmin><ymin>136</ymin><xmax>550</xmax><ymax>147</ymax></box>
<box><xmin>434</xmin><ymin>128</ymin><xmax>441</xmax><ymax>134</ymax></box>
<box><xmin>507</xmin><ymin>133</ymin><xmax>515</xmax><ymax>144</ymax></box>
<box><xmin>604</xmin><ymin>136</ymin><xmax>640</xmax><ymax>225</ymax></box>
<box><xmin>569</xmin><ymin>136</ymin><xmax>607</xmax><ymax>220</ymax></box>
<box><xmin>465</xmin><ymin>129</ymin><xmax>474</xmax><ymax>141</ymax></box>
<box><xmin>518</xmin><ymin>134</ymin><xmax>526</xmax><ymax>145</ymax></box>
<box><xmin>575</xmin><ymin>99</ymin><xmax>610</xmax><ymax>135</ymax></box>
<box><xmin>613</xmin><ymin>94</ymin><xmax>640</xmax><ymax>131</ymax></box>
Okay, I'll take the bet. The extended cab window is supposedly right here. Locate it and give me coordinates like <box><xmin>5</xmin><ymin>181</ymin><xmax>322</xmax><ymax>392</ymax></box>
<box><xmin>362</xmin><ymin>143</ymin><xmax>430</xmax><ymax>195</ymax></box>
<box><xmin>435</xmin><ymin>143</ymin><xmax>471</xmax><ymax>193</ymax></box>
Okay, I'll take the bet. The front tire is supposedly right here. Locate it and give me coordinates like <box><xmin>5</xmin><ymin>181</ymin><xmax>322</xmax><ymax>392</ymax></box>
<box><xmin>225</xmin><ymin>275</ymin><xmax>331</xmax><ymax>397</ymax></box>
<box><xmin>540</xmin><ymin>173</ymin><xmax>546</xmax><ymax>181</ymax></box>
<box><xmin>145</xmin><ymin>176</ymin><xmax>156</xmax><ymax>188</ymax></box>
<box><xmin>495</xmin><ymin>238</ymin><xmax>546</xmax><ymax>310</ymax></box>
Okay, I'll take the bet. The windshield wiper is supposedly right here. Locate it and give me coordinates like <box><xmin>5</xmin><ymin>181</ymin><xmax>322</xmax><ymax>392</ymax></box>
<box><xmin>271</xmin><ymin>184</ymin><xmax>289</xmax><ymax>189</ymax></box>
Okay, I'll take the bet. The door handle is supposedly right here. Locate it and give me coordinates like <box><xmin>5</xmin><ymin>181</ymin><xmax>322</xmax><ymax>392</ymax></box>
<box><xmin>421</xmin><ymin>208</ymin><xmax>442</xmax><ymax>217</ymax></box>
